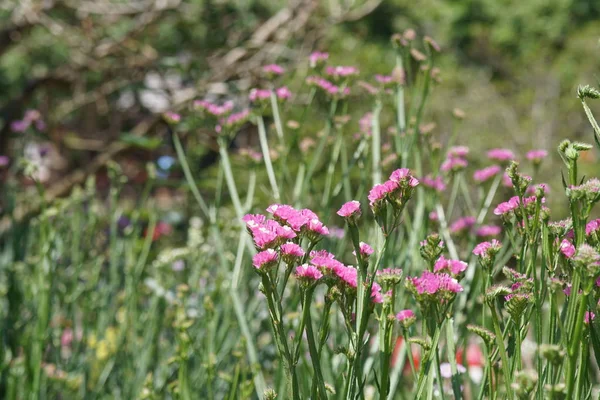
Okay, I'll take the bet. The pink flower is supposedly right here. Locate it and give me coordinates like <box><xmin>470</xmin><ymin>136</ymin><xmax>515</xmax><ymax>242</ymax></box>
<box><xmin>585</xmin><ymin>311</ymin><xmax>596</xmax><ymax>324</ymax></box>
<box><xmin>263</xmin><ymin>64</ymin><xmax>285</xmax><ymax>75</ymax></box>
<box><xmin>243</xmin><ymin>214</ymin><xmax>266</xmax><ymax>230</ymax></box>
<box><xmin>368</xmin><ymin>183</ymin><xmax>388</xmax><ymax>207</ymax></box>
<box><xmin>396</xmin><ymin>309</ymin><xmax>415</xmax><ymax>321</ymax></box>
<box><xmin>280</xmin><ymin>242</ymin><xmax>305</xmax><ymax>262</ymax></box>
<box><xmin>476</xmin><ymin>225</ymin><xmax>501</xmax><ymax>237</ymax></box>
<box><xmin>326</xmin><ymin>66</ymin><xmax>359</xmax><ymax>78</ymax></box>
<box><xmin>434</xmin><ymin>256</ymin><xmax>468</xmax><ymax>275</ymax></box>
<box><xmin>193</xmin><ymin>100</ymin><xmax>234</xmax><ymax>116</ymax></box>
<box><xmin>472</xmin><ymin>239</ymin><xmax>502</xmax><ymax>256</ymax></box>
<box><xmin>335</xmin><ymin>265</ymin><xmax>358</xmax><ymax>288</ymax></box>
<box><xmin>309</xmin><ymin>51</ymin><xmax>329</xmax><ymax>67</ymax></box>
<box><xmin>448</xmin><ymin>146</ymin><xmax>469</xmax><ymax>158</ymax></box>
<box><xmin>560</xmin><ymin>239</ymin><xmax>576</xmax><ymax>258</ymax></box>
<box><xmin>337</xmin><ymin>200</ymin><xmax>362</xmax><ymax>218</ymax></box>
<box><xmin>586</xmin><ymin>219</ymin><xmax>600</xmax><ymax>235</ymax></box>
<box><xmin>526</xmin><ymin>149</ymin><xmax>547</xmax><ymax>163</ymax></box>
<box><xmin>253</xmin><ymin>249</ymin><xmax>278</xmax><ymax>270</ymax></box>
<box><xmin>487</xmin><ymin>148</ymin><xmax>515</xmax><ymax>162</ymax></box>
<box><xmin>0</xmin><ymin>155</ymin><xmax>9</xmax><ymax>167</ymax></box>
<box><xmin>221</xmin><ymin>109</ymin><xmax>250</xmax><ymax>129</ymax></box>
<box><xmin>450</xmin><ymin>216</ymin><xmax>476</xmax><ymax>233</ymax></box>
<box><xmin>440</xmin><ymin>157</ymin><xmax>468</xmax><ymax>172</ymax></box>
<box><xmin>429</xmin><ymin>211</ymin><xmax>439</xmax><ymax>221</ymax></box>
<box><xmin>358</xmin><ymin>112</ymin><xmax>373</xmax><ymax>136</ymax></box>
<box><xmin>306</xmin><ymin>76</ymin><xmax>350</xmax><ymax>98</ymax></box>
<box><xmin>311</xmin><ymin>252</ymin><xmax>344</xmax><ymax>272</ymax></box>
<box><xmin>163</xmin><ymin>111</ymin><xmax>181</xmax><ymax>124</ymax></box>
<box><xmin>493</xmin><ymin>196</ymin><xmax>520</xmax><ymax>215</ymax></box>
<box><xmin>389</xmin><ymin>168</ymin><xmax>410</xmax><ymax>182</ymax></box>
<box><xmin>371</xmin><ymin>282</ymin><xmax>384</xmax><ymax>303</ymax></box>
<box><xmin>307</xmin><ymin>218</ymin><xmax>329</xmax><ymax>237</ymax></box>
<box><xmin>422</xmin><ymin>175</ymin><xmax>446</xmax><ymax>192</ymax></box>
<box><xmin>375</xmin><ymin>74</ymin><xmax>393</xmax><ymax>84</ymax></box>
<box><xmin>295</xmin><ymin>264</ymin><xmax>323</xmax><ymax>282</ymax></box>
<box><xmin>502</xmin><ymin>173</ymin><xmax>513</xmax><ymax>187</ymax></box>
<box><xmin>249</xmin><ymin>88</ymin><xmax>272</xmax><ymax>102</ymax></box>
<box><xmin>276</xmin><ymin>86</ymin><xmax>292</xmax><ymax>100</ymax></box>
<box><xmin>473</xmin><ymin>165</ymin><xmax>501</xmax><ymax>183</ymax></box>
<box><xmin>353</xmin><ymin>242</ymin><xmax>374</xmax><ymax>259</ymax></box>
<box><xmin>408</xmin><ymin>271</ymin><xmax>463</xmax><ymax>296</ymax></box>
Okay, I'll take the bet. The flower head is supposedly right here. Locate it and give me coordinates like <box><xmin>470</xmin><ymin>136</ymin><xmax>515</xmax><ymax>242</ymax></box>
<box><xmin>487</xmin><ymin>148</ymin><xmax>515</xmax><ymax>162</ymax></box>
<box><xmin>295</xmin><ymin>264</ymin><xmax>323</xmax><ymax>283</ymax></box>
<box><xmin>337</xmin><ymin>200</ymin><xmax>362</xmax><ymax>220</ymax></box>
<box><xmin>526</xmin><ymin>149</ymin><xmax>548</xmax><ymax>163</ymax></box>
<box><xmin>559</xmin><ymin>239</ymin><xmax>576</xmax><ymax>259</ymax></box>
<box><xmin>473</xmin><ymin>165</ymin><xmax>501</xmax><ymax>183</ymax></box>
<box><xmin>450</xmin><ymin>216</ymin><xmax>476</xmax><ymax>234</ymax></box>
<box><xmin>309</xmin><ymin>51</ymin><xmax>329</xmax><ymax>68</ymax></box>
<box><xmin>476</xmin><ymin>225</ymin><xmax>501</xmax><ymax>237</ymax></box>
<box><xmin>434</xmin><ymin>256</ymin><xmax>468</xmax><ymax>276</ymax></box>
<box><xmin>253</xmin><ymin>249</ymin><xmax>278</xmax><ymax>270</ymax></box>
<box><xmin>280</xmin><ymin>242</ymin><xmax>305</xmax><ymax>264</ymax></box>
<box><xmin>263</xmin><ymin>64</ymin><xmax>285</xmax><ymax>76</ymax></box>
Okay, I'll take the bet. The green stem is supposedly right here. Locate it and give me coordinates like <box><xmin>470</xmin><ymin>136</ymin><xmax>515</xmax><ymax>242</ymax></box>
<box><xmin>172</xmin><ymin>132</ymin><xmax>210</xmax><ymax>218</ymax></box>
<box><xmin>303</xmin><ymin>288</ymin><xmax>328</xmax><ymax>399</ymax></box>
<box><xmin>256</xmin><ymin>116</ymin><xmax>281</xmax><ymax>201</ymax></box>
<box><xmin>488</xmin><ymin>302</ymin><xmax>514</xmax><ymax>400</ymax></box>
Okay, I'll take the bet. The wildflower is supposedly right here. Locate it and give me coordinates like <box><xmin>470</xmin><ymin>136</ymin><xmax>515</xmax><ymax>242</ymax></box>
<box><xmin>410</xmin><ymin>48</ymin><xmax>427</xmax><ymax>62</ymax></box>
<box><xmin>275</xmin><ymin>87</ymin><xmax>292</xmax><ymax>100</ymax></box>
<box><xmin>450</xmin><ymin>216</ymin><xmax>476</xmax><ymax>234</ymax></box>
<box><xmin>585</xmin><ymin>311</ymin><xmax>596</xmax><ymax>324</ymax></box>
<box><xmin>473</xmin><ymin>165</ymin><xmax>501</xmax><ymax>183</ymax></box>
<box><xmin>502</xmin><ymin>172</ymin><xmax>513</xmax><ymax>187</ymax></box>
<box><xmin>433</xmin><ymin>255</ymin><xmax>468</xmax><ymax>276</ymax></box>
<box><xmin>476</xmin><ymin>225</ymin><xmax>501</xmax><ymax>237</ymax></box>
<box><xmin>337</xmin><ymin>200</ymin><xmax>362</xmax><ymax>221</ymax></box>
<box><xmin>586</xmin><ymin>219</ymin><xmax>600</xmax><ymax>235</ymax></box>
<box><xmin>353</xmin><ymin>242</ymin><xmax>374</xmax><ymax>258</ymax></box>
<box><xmin>368</xmin><ymin>183</ymin><xmax>388</xmax><ymax>209</ymax></box>
<box><xmin>505</xmin><ymin>292</ymin><xmax>532</xmax><ymax>321</ymax></box>
<box><xmin>263</xmin><ymin>64</ymin><xmax>285</xmax><ymax>76</ymax></box>
<box><xmin>448</xmin><ymin>146</ymin><xmax>469</xmax><ymax>158</ymax></box>
<box><xmin>306</xmin><ymin>76</ymin><xmax>350</xmax><ymax>98</ymax></box>
<box><xmin>249</xmin><ymin>88</ymin><xmax>272</xmax><ymax>102</ymax></box>
<box><xmin>243</xmin><ymin>213</ymin><xmax>266</xmax><ymax>230</ymax></box>
<box><xmin>429</xmin><ymin>211</ymin><xmax>439</xmax><ymax>221</ymax></box>
<box><xmin>526</xmin><ymin>149</ymin><xmax>548</xmax><ymax>164</ymax></box>
<box><xmin>306</xmin><ymin>218</ymin><xmax>329</xmax><ymax>240</ymax></box>
<box><xmin>419</xmin><ymin>233</ymin><xmax>445</xmax><ymax>265</ymax></box>
<box><xmin>375</xmin><ymin>74</ymin><xmax>393</xmax><ymax>85</ymax></box>
<box><xmin>280</xmin><ymin>242</ymin><xmax>305</xmax><ymax>264</ymax></box>
<box><xmin>406</xmin><ymin>271</ymin><xmax>463</xmax><ymax>304</ymax></box>
<box><xmin>325</xmin><ymin>66</ymin><xmax>359</xmax><ymax>79</ymax></box>
<box><xmin>358</xmin><ymin>112</ymin><xmax>373</xmax><ymax>136</ymax></box>
<box><xmin>424</xmin><ymin>36</ymin><xmax>441</xmax><ymax>52</ymax></box>
<box><xmin>309</xmin><ymin>51</ymin><xmax>328</xmax><ymax>68</ymax></box>
<box><xmin>0</xmin><ymin>156</ymin><xmax>9</xmax><ymax>168</ymax></box>
<box><xmin>396</xmin><ymin>309</ymin><xmax>416</xmax><ymax>328</ymax></box>
<box><xmin>163</xmin><ymin>111</ymin><xmax>181</xmax><ymax>124</ymax></box>
<box><xmin>473</xmin><ymin>239</ymin><xmax>502</xmax><ymax>257</ymax></box>
<box><xmin>220</xmin><ymin>109</ymin><xmax>250</xmax><ymax>131</ymax></box>
<box><xmin>558</xmin><ymin>240</ymin><xmax>575</xmax><ymax>259</ymax></box>
<box><xmin>487</xmin><ymin>148</ymin><xmax>515</xmax><ymax>162</ymax></box>
<box><xmin>193</xmin><ymin>100</ymin><xmax>234</xmax><ymax>116</ymax></box>
<box><xmin>377</xmin><ymin>268</ymin><xmax>403</xmax><ymax>287</ymax></box>
<box><xmin>253</xmin><ymin>249</ymin><xmax>278</xmax><ymax>270</ymax></box>
<box><xmin>358</xmin><ymin>81</ymin><xmax>379</xmax><ymax>95</ymax></box>
<box><xmin>295</xmin><ymin>264</ymin><xmax>323</xmax><ymax>283</ymax></box>
<box><xmin>334</xmin><ymin>265</ymin><xmax>358</xmax><ymax>288</ymax></box>
<box><xmin>371</xmin><ymin>282</ymin><xmax>384</xmax><ymax>303</ymax></box>
<box><xmin>572</xmin><ymin>244</ymin><xmax>600</xmax><ymax>283</ymax></box>
<box><xmin>493</xmin><ymin>196</ymin><xmax>520</xmax><ymax>215</ymax></box>
<box><xmin>440</xmin><ymin>157</ymin><xmax>468</xmax><ymax>172</ymax></box>
<box><xmin>421</xmin><ymin>174</ymin><xmax>446</xmax><ymax>192</ymax></box>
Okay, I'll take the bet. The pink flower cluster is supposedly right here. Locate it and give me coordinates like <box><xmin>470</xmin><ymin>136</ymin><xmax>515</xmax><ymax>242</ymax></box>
<box><xmin>309</xmin><ymin>51</ymin><xmax>329</xmax><ymax>67</ymax></box>
<box><xmin>473</xmin><ymin>165</ymin><xmax>501</xmax><ymax>183</ymax></box>
<box><xmin>353</xmin><ymin>242</ymin><xmax>374</xmax><ymax>259</ymax></box>
<box><xmin>586</xmin><ymin>219</ymin><xmax>600</xmax><ymax>235</ymax></box>
<box><xmin>407</xmin><ymin>271</ymin><xmax>463</xmax><ymax>301</ymax></box>
<box><xmin>441</xmin><ymin>147</ymin><xmax>468</xmax><ymax>172</ymax></box>
<box><xmin>306</xmin><ymin>76</ymin><xmax>350</xmax><ymax>97</ymax></box>
<box><xmin>280</xmin><ymin>242</ymin><xmax>305</xmax><ymax>264</ymax></box>
<box><xmin>375</xmin><ymin>74</ymin><xmax>393</xmax><ymax>84</ymax></box>
<box><xmin>263</xmin><ymin>64</ymin><xmax>285</xmax><ymax>75</ymax></box>
<box><xmin>358</xmin><ymin>112</ymin><xmax>372</xmax><ymax>136</ymax></box>
<box><xmin>487</xmin><ymin>148</ymin><xmax>515</xmax><ymax>162</ymax></box>
<box><xmin>217</xmin><ymin>109</ymin><xmax>251</xmax><ymax>132</ymax></box>
<box><xmin>368</xmin><ymin>168</ymin><xmax>419</xmax><ymax>210</ymax></box>
<box><xmin>249</xmin><ymin>87</ymin><xmax>291</xmax><ymax>102</ymax></box>
<box><xmin>433</xmin><ymin>256</ymin><xmax>468</xmax><ymax>276</ymax></box>
<box><xmin>337</xmin><ymin>200</ymin><xmax>361</xmax><ymax>219</ymax></box>
<box><xmin>472</xmin><ymin>239</ymin><xmax>502</xmax><ymax>257</ymax></box>
<box><xmin>476</xmin><ymin>225</ymin><xmax>502</xmax><ymax>237</ymax></box>
<box><xmin>295</xmin><ymin>264</ymin><xmax>323</xmax><ymax>282</ymax></box>
<box><xmin>193</xmin><ymin>100</ymin><xmax>234</xmax><ymax>116</ymax></box>
<box><xmin>422</xmin><ymin>174</ymin><xmax>446</xmax><ymax>192</ymax></box>
<box><xmin>559</xmin><ymin>239</ymin><xmax>576</xmax><ymax>258</ymax></box>
<box><xmin>326</xmin><ymin>66</ymin><xmax>359</xmax><ymax>79</ymax></box>
<box><xmin>526</xmin><ymin>149</ymin><xmax>548</xmax><ymax>163</ymax></box>
<box><xmin>253</xmin><ymin>248</ymin><xmax>278</xmax><ymax>270</ymax></box>
<box><xmin>493</xmin><ymin>195</ymin><xmax>541</xmax><ymax>215</ymax></box>
<box><xmin>243</xmin><ymin>214</ymin><xmax>296</xmax><ymax>249</ymax></box>
<box><xmin>10</xmin><ymin>109</ymin><xmax>45</xmax><ymax>132</ymax></box>
<box><xmin>450</xmin><ymin>216</ymin><xmax>476</xmax><ymax>234</ymax></box>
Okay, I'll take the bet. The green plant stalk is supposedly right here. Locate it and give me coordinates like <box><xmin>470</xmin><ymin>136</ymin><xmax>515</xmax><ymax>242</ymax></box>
<box><xmin>488</xmin><ymin>302</ymin><xmax>514</xmax><ymax>400</ymax></box>
<box><xmin>566</xmin><ymin>291</ymin><xmax>589</xmax><ymax>398</ymax></box>
<box><xmin>321</xmin><ymin>127</ymin><xmax>344</xmax><ymax>207</ymax></box>
<box><xmin>446</xmin><ymin>317</ymin><xmax>462</xmax><ymax>400</ymax></box>
<box><xmin>172</xmin><ymin>132</ymin><xmax>210</xmax><ymax>218</ymax></box>
<box><xmin>302</xmin><ymin>287</ymin><xmax>328</xmax><ymax>399</ymax></box>
<box><xmin>217</xmin><ymin>137</ymin><xmax>245</xmax><ymax>220</ymax></box>
<box><xmin>581</xmin><ymin>99</ymin><xmax>600</xmax><ymax>146</ymax></box>
<box><xmin>372</xmin><ymin>100</ymin><xmax>383</xmax><ymax>185</ymax></box>
<box><xmin>255</xmin><ymin>115</ymin><xmax>282</xmax><ymax>202</ymax></box>
<box><xmin>379</xmin><ymin>309</ymin><xmax>393</xmax><ymax>399</ymax></box>
<box><xmin>178</xmin><ymin>357</ymin><xmax>192</xmax><ymax>400</ymax></box>
<box><xmin>414</xmin><ymin>319</ymin><xmax>446</xmax><ymax>399</ymax></box>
